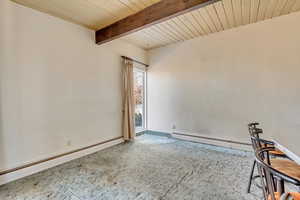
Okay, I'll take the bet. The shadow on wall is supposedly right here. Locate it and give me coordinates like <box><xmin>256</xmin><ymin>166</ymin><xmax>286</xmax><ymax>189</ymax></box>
<box><xmin>148</xmin><ymin>43</ymin><xmax>182</xmax><ymax>66</ymax></box>
<box><xmin>0</xmin><ymin>81</ymin><xmax>5</xmax><ymax>174</ymax></box>
<box><xmin>0</xmin><ymin>0</ymin><xmax>6</xmax><ymax>175</ymax></box>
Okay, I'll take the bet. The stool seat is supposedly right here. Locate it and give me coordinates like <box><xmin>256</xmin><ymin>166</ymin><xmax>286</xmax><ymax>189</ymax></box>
<box><xmin>268</xmin><ymin>192</ymin><xmax>281</xmax><ymax>200</ymax></box>
<box><xmin>270</xmin><ymin>149</ymin><xmax>286</xmax><ymax>156</ymax></box>
<box><xmin>290</xmin><ymin>193</ymin><xmax>300</xmax><ymax>199</ymax></box>
<box><xmin>271</xmin><ymin>159</ymin><xmax>300</xmax><ymax>182</ymax></box>
<box><xmin>265</xmin><ymin>144</ymin><xmax>286</xmax><ymax>156</ymax></box>
<box><xmin>268</xmin><ymin>192</ymin><xmax>300</xmax><ymax>200</ymax></box>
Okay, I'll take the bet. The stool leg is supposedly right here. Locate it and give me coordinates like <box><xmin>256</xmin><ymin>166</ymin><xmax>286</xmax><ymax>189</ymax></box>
<box><xmin>247</xmin><ymin>160</ymin><xmax>256</xmax><ymax>193</ymax></box>
<box><xmin>277</xmin><ymin>178</ymin><xmax>285</xmax><ymax>195</ymax></box>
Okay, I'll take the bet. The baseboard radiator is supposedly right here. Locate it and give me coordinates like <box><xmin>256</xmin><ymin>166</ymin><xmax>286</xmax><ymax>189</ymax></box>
<box><xmin>0</xmin><ymin>136</ymin><xmax>124</xmax><ymax>185</ymax></box>
<box><xmin>172</xmin><ymin>131</ymin><xmax>251</xmax><ymax>151</ymax></box>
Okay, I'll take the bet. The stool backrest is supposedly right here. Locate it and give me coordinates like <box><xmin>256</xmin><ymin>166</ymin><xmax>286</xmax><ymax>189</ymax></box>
<box><xmin>248</xmin><ymin>126</ymin><xmax>265</xmax><ymax>152</ymax></box>
<box><xmin>250</xmin><ymin>134</ymin><xmax>274</xmax><ymax>152</ymax></box>
<box><xmin>248</xmin><ymin>122</ymin><xmax>260</xmax><ymax>136</ymax></box>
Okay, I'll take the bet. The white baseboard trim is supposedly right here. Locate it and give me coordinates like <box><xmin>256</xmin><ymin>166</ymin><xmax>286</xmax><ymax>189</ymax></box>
<box><xmin>0</xmin><ymin>137</ymin><xmax>124</xmax><ymax>185</ymax></box>
<box><xmin>147</xmin><ymin>129</ymin><xmax>173</xmax><ymax>134</ymax></box>
<box><xmin>172</xmin><ymin>131</ymin><xmax>252</xmax><ymax>151</ymax></box>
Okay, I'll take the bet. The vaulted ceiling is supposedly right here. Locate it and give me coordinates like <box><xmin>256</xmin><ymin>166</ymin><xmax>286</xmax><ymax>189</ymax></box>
<box><xmin>12</xmin><ymin>0</ymin><xmax>300</xmax><ymax>50</ymax></box>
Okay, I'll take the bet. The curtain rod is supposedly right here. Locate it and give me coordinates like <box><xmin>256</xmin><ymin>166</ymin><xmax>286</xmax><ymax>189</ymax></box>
<box><xmin>121</xmin><ymin>56</ymin><xmax>149</xmax><ymax>67</ymax></box>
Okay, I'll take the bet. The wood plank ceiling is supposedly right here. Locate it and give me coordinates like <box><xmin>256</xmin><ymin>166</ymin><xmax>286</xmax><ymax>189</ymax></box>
<box><xmin>12</xmin><ymin>0</ymin><xmax>300</xmax><ymax>50</ymax></box>
<box><xmin>11</xmin><ymin>0</ymin><xmax>161</xmax><ymax>29</ymax></box>
<box><xmin>123</xmin><ymin>0</ymin><xmax>300</xmax><ymax>49</ymax></box>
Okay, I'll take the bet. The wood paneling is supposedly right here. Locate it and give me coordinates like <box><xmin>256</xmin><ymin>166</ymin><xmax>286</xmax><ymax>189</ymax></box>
<box><xmin>123</xmin><ymin>0</ymin><xmax>300</xmax><ymax>49</ymax></box>
<box><xmin>11</xmin><ymin>0</ymin><xmax>161</xmax><ymax>29</ymax></box>
<box><xmin>12</xmin><ymin>0</ymin><xmax>300</xmax><ymax>49</ymax></box>
<box><xmin>95</xmin><ymin>0</ymin><xmax>219</xmax><ymax>44</ymax></box>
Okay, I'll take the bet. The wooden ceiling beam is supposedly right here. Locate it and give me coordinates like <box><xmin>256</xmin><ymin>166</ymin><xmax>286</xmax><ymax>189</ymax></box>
<box><xmin>95</xmin><ymin>0</ymin><xmax>219</xmax><ymax>45</ymax></box>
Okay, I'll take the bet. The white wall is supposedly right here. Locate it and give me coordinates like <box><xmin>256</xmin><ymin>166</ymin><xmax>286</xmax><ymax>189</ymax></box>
<box><xmin>0</xmin><ymin>0</ymin><xmax>147</xmax><ymax>171</ymax></box>
<box><xmin>148</xmin><ymin>12</ymin><xmax>300</xmax><ymax>147</ymax></box>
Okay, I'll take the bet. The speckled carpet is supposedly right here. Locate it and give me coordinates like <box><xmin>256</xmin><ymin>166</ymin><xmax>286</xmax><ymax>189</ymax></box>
<box><xmin>0</xmin><ymin>134</ymin><xmax>261</xmax><ymax>200</ymax></box>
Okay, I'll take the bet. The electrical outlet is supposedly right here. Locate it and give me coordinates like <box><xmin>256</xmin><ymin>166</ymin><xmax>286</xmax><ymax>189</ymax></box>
<box><xmin>67</xmin><ymin>140</ymin><xmax>72</xmax><ymax>146</ymax></box>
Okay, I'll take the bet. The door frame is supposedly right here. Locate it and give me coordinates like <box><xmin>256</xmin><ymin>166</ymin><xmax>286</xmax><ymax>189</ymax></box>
<box><xmin>133</xmin><ymin>66</ymin><xmax>147</xmax><ymax>133</ymax></box>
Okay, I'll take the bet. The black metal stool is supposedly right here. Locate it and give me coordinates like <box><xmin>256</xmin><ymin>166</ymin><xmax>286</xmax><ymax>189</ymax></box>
<box><xmin>246</xmin><ymin>122</ymin><xmax>286</xmax><ymax>193</ymax></box>
<box><xmin>247</xmin><ymin>123</ymin><xmax>264</xmax><ymax>193</ymax></box>
<box><xmin>255</xmin><ymin>147</ymin><xmax>300</xmax><ymax>200</ymax></box>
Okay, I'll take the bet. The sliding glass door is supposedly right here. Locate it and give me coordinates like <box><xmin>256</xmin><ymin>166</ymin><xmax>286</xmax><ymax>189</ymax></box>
<box><xmin>133</xmin><ymin>67</ymin><xmax>146</xmax><ymax>133</ymax></box>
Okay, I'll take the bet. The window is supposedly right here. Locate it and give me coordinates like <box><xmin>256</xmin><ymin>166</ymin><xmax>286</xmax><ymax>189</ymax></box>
<box><xmin>134</xmin><ymin>67</ymin><xmax>146</xmax><ymax>132</ymax></box>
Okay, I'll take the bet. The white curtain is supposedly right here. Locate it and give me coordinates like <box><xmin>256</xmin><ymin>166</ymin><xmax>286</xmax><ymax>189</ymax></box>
<box><xmin>122</xmin><ymin>58</ymin><xmax>135</xmax><ymax>141</ymax></box>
